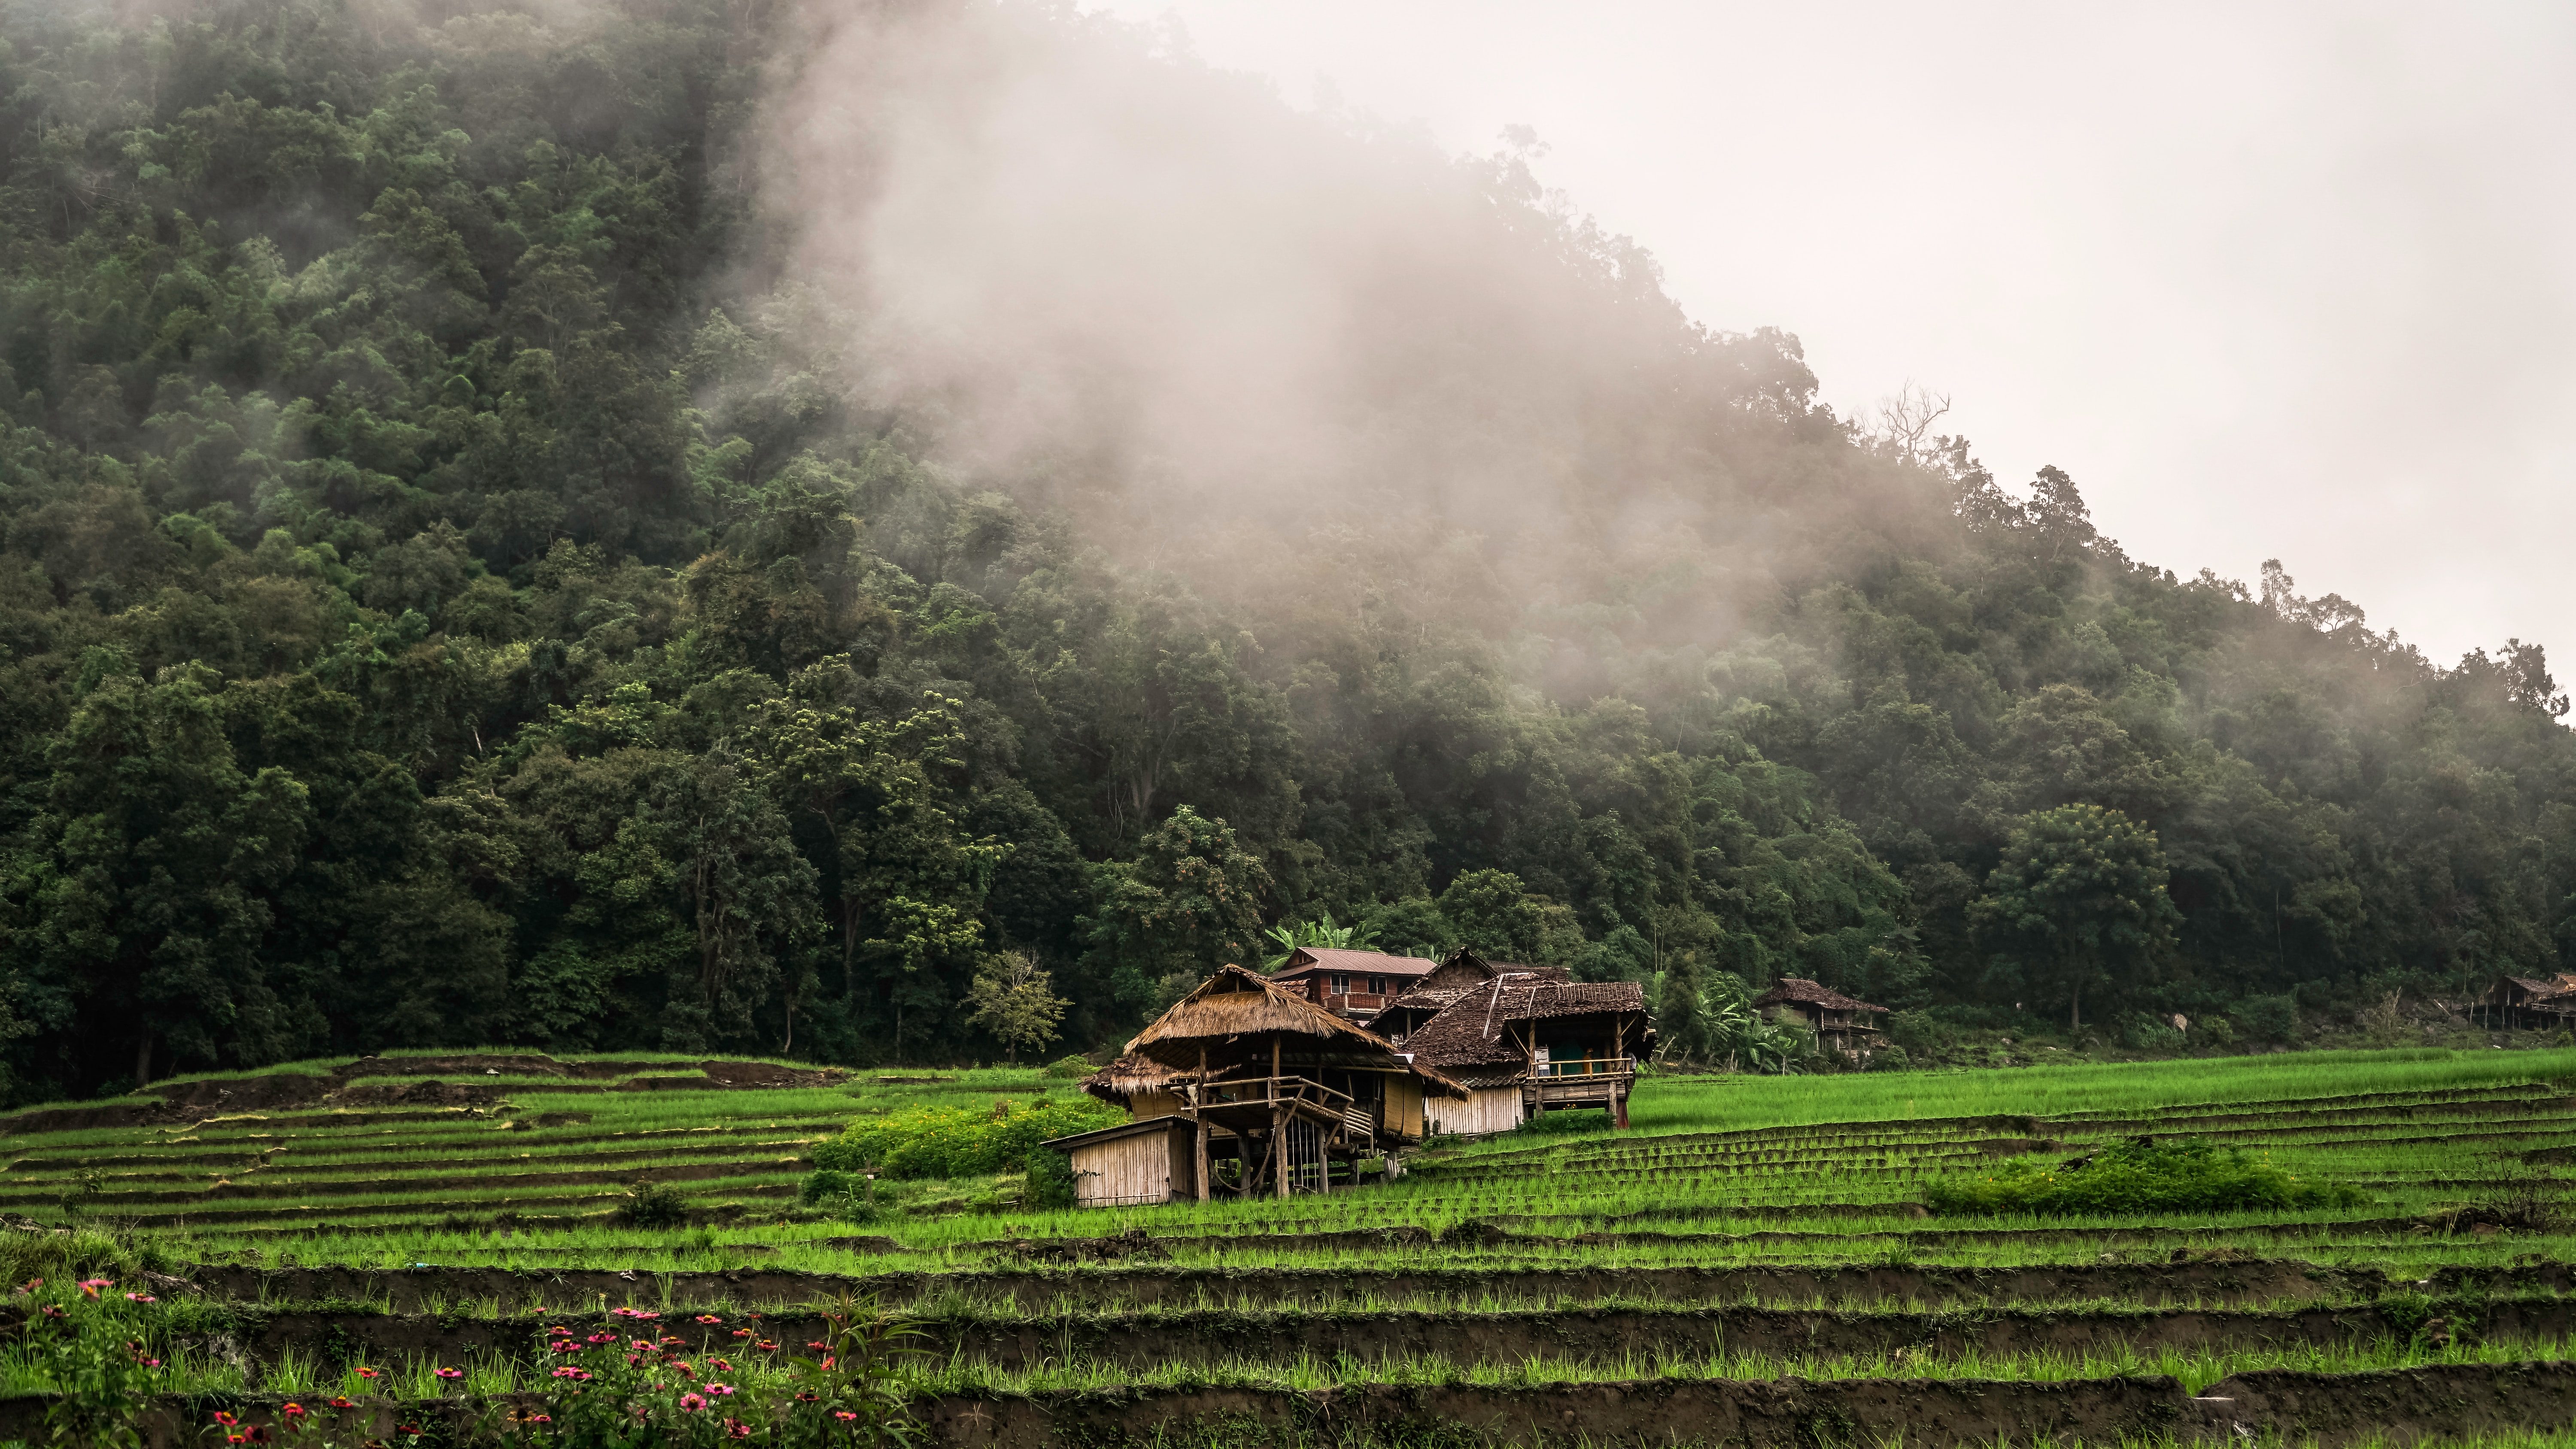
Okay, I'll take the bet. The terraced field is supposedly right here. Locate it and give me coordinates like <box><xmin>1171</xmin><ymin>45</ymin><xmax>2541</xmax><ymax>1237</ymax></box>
<box><xmin>5</xmin><ymin>1047</ymin><xmax>2576</xmax><ymax>1444</ymax></box>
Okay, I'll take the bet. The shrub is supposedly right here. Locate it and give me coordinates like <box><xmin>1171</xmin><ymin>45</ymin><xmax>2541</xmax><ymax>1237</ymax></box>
<box><xmin>620</xmin><ymin>1181</ymin><xmax>691</xmax><ymax>1228</ymax></box>
<box><xmin>1025</xmin><ymin>1146</ymin><xmax>1079</xmax><ymax>1210</ymax></box>
<box><xmin>1926</xmin><ymin>1135</ymin><xmax>2360</xmax><ymax>1217</ymax></box>
<box><xmin>2118</xmin><ymin>1012</ymin><xmax>2185</xmax><ymax>1053</ymax></box>
<box><xmin>813</xmin><ymin>1098</ymin><xmax>1124</xmax><ymax>1180</ymax></box>
<box><xmin>1044</xmin><ymin>1055</ymin><xmax>1094</xmax><ymax>1079</ymax></box>
<box><xmin>2237</xmin><ymin>994</ymin><xmax>2299</xmax><ymax>1043</ymax></box>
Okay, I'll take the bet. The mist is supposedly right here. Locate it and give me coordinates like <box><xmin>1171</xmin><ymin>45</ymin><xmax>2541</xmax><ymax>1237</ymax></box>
<box><xmin>759</xmin><ymin>0</ymin><xmax>1921</xmax><ymax>666</ymax></box>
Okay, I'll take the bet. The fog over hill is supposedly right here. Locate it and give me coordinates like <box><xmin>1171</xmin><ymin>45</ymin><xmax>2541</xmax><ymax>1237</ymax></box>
<box><xmin>0</xmin><ymin>0</ymin><xmax>2559</xmax><ymax>1100</ymax></box>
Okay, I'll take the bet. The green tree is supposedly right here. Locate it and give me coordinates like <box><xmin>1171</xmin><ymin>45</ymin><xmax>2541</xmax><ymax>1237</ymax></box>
<box><xmin>963</xmin><ymin>950</ymin><xmax>1068</xmax><ymax>1062</ymax></box>
<box><xmin>1970</xmin><ymin>804</ymin><xmax>2181</xmax><ymax>1031</ymax></box>
<box><xmin>1082</xmin><ymin>806</ymin><xmax>1271</xmax><ymax>1019</ymax></box>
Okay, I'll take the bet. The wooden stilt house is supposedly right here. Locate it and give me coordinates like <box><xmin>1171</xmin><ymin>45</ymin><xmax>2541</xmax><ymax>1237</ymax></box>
<box><xmin>1751</xmin><ymin>977</ymin><xmax>1889</xmax><ymax>1060</ymax></box>
<box><xmin>2480</xmin><ymin>973</ymin><xmax>2576</xmax><ymax>1030</ymax></box>
<box><xmin>1404</xmin><ymin>976</ymin><xmax>1653</xmax><ymax>1133</ymax></box>
<box><xmin>1057</xmin><ymin>965</ymin><xmax>1467</xmax><ymax>1206</ymax></box>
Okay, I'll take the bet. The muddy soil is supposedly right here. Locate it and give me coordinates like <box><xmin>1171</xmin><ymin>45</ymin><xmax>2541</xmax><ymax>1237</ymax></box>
<box><xmin>217</xmin><ymin>1295</ymin><xmax>2576</xmax><ymax>1376</ymax></box>
<box><xmin>0</xmin><ymin>1363</ymin><xmax>2564</xmax><ymax>1446</ymax></box>
<box><xmin>2202</xmin><ymin>1360</ymin><xmax>2576</xmax><ymax>1447</ymax></box>
<box><xmin>184</xmin><ymin>1256</ymin><xmax>2389</xmax><ymax>1316</ymax></box>
<box><xmin>924</xmin><ymin>1375</ymin><xmax>2198</xmax><ymax>1448</ymax></box>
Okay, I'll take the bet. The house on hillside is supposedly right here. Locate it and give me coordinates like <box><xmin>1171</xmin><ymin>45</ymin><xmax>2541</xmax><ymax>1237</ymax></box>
<box><xmin>1753</xmin><ymin>977</ymin><xmax>1890</xmax><ymax>1061</ymax></box>
<box><xmin>1373</xmin><ymin>949</ymin><xmax>1570</xmax><ymax>1042</ymax></box>
<box><xmin>1404</xmin><ymin>975</ymin><xmax>1653</xmax><ymax>1133</ymax></box>
<box><xmin>2480</xmin><ymin>973</ymin><xmax>2576</xmax><ymax>1030</ymax></box>
<box><xmin>1056</xmin><ymin>965</ymin><xmax>1466</xmax><ymax>1207</ymax></box>
<box><xmin>1268</xmin><ymin>948</ymin><xmax>1437</xmax><ymax>1023</ymax></box>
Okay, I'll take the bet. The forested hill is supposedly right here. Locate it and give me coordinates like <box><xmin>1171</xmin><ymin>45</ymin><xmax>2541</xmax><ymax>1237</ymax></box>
<box><xmin>0</xmin><ymin>0</ymin><xmax>2564</xmax><ymax>1103</ymax></box>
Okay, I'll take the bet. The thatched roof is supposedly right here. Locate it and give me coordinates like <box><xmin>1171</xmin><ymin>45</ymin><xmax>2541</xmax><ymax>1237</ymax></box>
<box><xmin>1404</xmin><ymin>977</ymin><xmax>1653</xmax><ymax>1071</ymax></box>
<box><xmin>1133</xmin><ymin>967</ymin><xmax>1412</xmax><ymax>1070</ymax></box>
<box><xmin>1078</xmin><ymin>1053</ymin><xmax>1201</xmax><ymax>1107</ymax></box>
<box><xmin>1383</xmin><ymin>950</ymin><xmax>1570</xmax><ymax>1018</ymax></box>
<box><xmin>1119</xmin><ymin>967</ymin><xmax>1471</xmax><ymax>1097</ymax></box>
<box><xmin>1753</xmin><ymin>977</ymin><xmax>1888</xmax><ymax>1014</ymax></box>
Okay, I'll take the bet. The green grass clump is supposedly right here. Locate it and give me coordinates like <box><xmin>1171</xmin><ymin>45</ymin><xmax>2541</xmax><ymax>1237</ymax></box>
<box><xmin>812</xmin><ymin>1097</ymin><xmax>1120</xmax><ymax>1180</ymax></box>
<box><xmin>1926</xmin><ymin>1135</ymin><xmax>2360</xmax><ymax>1217</ymax></box>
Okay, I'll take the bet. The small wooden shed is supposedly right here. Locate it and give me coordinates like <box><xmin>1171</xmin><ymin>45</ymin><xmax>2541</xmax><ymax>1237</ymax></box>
<box><xmin>1046</xmin><ymin>1115</ymin><xmax>1200</xmax><ymax>1208</ymax></box>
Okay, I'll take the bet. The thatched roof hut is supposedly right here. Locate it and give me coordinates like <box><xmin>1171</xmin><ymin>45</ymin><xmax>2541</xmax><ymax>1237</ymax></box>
<box><xmin>1124</xmin><ymin>964</ymin><xmax>1467</xmax><ymax>1095</ymax></box>
<box><xmin>1405</xmin><ymin>976</ymin><xmax>1653</xmax><ymax>1087</ymax></box>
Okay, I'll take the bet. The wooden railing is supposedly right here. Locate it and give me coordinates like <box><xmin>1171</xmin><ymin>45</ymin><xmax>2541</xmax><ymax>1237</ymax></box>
<box><xmin>1186</xmin><ymin>1073</ymin><xmax>1358</xmax><ymax>1114</ymax></box>
<box><xmin>1532</xmin><ymin>1056</ymin><xmax>1636</xmax><ymax>1079</ymax></box>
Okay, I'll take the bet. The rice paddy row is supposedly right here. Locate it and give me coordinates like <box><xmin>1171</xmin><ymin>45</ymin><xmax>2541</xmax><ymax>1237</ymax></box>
<box><xmin>6</xmin><ymin>1046</ymin><xmax>2576</xmax><ymax>1443</ymax></box>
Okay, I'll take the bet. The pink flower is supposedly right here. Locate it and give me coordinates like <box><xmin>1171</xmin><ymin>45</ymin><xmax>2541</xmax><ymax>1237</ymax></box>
<box><xmin>433</xmin><ymin>1367</ymin><xmax>463</xmax><ymax>1381</ymax></box>
<box><xmin>694</xmin><ymin>1314</ymin><xmax>723</xmax><ymax>1325</ymax></box>
<box><xmin>705</xmin><ymin>1383</ymin><xmax>735</xmax><ymax>1397</ymax></box>
<box><xmin>588</xmin><ymin>1333</ymin><xmax>617</xmax><ymax>1346</ymax></box>
<box><xmin>76</xmin><ymin>1279</ymin><xmax>111</xmax><ymax>1299</ymax></box>
<box><xmin>677</xmin><ymin>1393</ymin><xmax>707</xmax><ymax>1413</ymax></box>
<box><xmin>123</xmin><ymin>1293</ymin><xmax>155</xmax><ymax>1303</ymax></box>
<box><xmin>833</xmin><ymin>1410</ymin><xmax>857</xmax><ymax>1422</ymax></box>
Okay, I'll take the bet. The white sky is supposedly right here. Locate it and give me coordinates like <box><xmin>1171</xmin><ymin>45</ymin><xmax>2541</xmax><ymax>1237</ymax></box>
<box><xmin>1089</xmin><ymin>1</ymin><xmax>2576</xmax><ymax>666</ymax></box>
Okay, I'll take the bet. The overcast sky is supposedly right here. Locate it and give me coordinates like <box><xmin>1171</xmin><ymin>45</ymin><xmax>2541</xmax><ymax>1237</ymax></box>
<box><xmin>1088</xmin><ymin>1</ymin><xmax>2576</xmax><ymax>666</ymax></box>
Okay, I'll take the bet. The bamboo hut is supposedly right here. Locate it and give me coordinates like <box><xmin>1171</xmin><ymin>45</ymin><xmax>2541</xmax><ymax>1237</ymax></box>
<box><xmin>1751</xmin><ymin>977</ymin><xmax>1889</xmax><ymax>1060</ymax></box>
<box><xmin>1053</xmin><ymin>965</ymin><xmax>1465</xmax><ymax>1205</ymax></box>
<box><xmin>2480</xmin><ymin>973</ymin><xmax>2576</xmax><ymax>1031</ymax></box>
<box><xmin>1404</xmin><ymin>975</ymin><xmax>1653</xmax><ymax>1132</ymax></box>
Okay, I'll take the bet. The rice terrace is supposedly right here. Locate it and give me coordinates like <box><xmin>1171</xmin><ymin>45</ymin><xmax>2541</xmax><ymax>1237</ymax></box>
<box><xmin>3</xmin><ymin>1026</ymin><xmax>2576</xmax><ymax>1446</ymax></box>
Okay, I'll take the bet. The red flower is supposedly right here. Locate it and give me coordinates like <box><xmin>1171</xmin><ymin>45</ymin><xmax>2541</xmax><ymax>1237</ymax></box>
<box><xmin>694</xmin><ymin>1314</ymin><xmax>723</xmax><ymax>1325</ymax></box>
<box><xmin>282</xmin><ymin>1404</ymin><xmax>307</xmax><ymax>1419</ymax></box>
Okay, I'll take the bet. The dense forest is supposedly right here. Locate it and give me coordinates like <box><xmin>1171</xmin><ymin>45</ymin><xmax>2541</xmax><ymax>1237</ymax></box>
<box><xmin>0</xmin><ymin>0</ymin><xmax>2565</xmax><ymax>1103</ymax></box>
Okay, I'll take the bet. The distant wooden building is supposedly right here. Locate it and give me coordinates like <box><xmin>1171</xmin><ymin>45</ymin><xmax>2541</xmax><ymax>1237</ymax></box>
<box><xmin>1373</xmin><ymin>949</ymin><xmax>1570</xmax><ymax>1042</ymax></box>
<box><xmin>1056</xmin><ymin>965</ymin><xmax>1465</xmax><ymax>1206</ymax></box>
<box><xmin>1403</xmin><ymin>976</ymin><xmax>1653</xmax><ymax>1132</ymax></box>
<box><xmin>2480</xmin><ymin>973</ymin><xmax>2576</xmax><ymax>1030</ymax></box>
<box><xmin>1268</xmin><ymin>948</ymin><xmax>1437</xmax><ymax>1023</ymax></box>
<box><xmin>1752</xmin><ymin>977</ymin><xmax>1890</xmax><ymax>1060</ymax></box>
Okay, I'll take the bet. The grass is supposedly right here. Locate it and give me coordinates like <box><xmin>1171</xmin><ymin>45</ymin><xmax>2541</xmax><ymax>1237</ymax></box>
<box><xmin>8</xmin><ymin>1045</ymin><xmax>2576</xmax><ymax>1444</ymax></box>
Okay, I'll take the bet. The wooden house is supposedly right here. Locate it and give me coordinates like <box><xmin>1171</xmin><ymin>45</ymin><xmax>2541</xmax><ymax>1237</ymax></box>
<box><xmin>1373</xmin><ymin>949</ymin><xmax>1570</xmax><ymax>1042</ymax></box>
<box><xmin>2480</xmin><ymin>973</ymin><xmax>2576</xmax><ymax>1030</ymax></box>
<box><xmin>1268</xmin><ymin>948</ymin><xmax>1437</xmax><ymax>1023</ymax></box>
<box><xmin>1403</xmin><ymin>976</ymin><xmax>1653</xmax><ymax>1132</ymax></box>
<box><xmin>1056</xmin><ymin>965</ymin><xmax>1466</xmax><ymax>1206</ymax></box>
<box><xmin>1752</xmin><ymin>977</ymin><xmax>1889</xmax><ymax>1059</ymax></box>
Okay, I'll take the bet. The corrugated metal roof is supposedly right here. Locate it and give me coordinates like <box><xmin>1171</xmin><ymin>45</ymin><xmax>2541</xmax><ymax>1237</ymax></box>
<box><xmin>1272</xmin><ymin>948</ymin><xmax>1438</xmax><ymax>980</ymax></box>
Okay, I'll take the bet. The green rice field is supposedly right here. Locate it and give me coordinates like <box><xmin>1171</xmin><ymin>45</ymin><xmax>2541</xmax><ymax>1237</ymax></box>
<box><xmin>5</xmin><ymin>1046</ymin><xmax>2576</xmax><ymax>1444</ymax></box>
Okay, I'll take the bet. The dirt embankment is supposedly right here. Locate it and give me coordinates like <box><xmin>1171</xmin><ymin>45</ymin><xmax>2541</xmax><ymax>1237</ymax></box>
<box><xmin>184</xmin><ymin>1255</ymin><xmax>2393</xmax><ymax>1315</ymax></box>
<box><xmin>0</xmin><ymin>1056</ymin><xmax>847</xmax><ymax>1134</ymax></box>
<box><xmin>214</xmin><ymin>1294</ymin><xmax>2575</xmax><ymax>1376</ymax></box>
<box><xmin>0</xmin><ymin>1363</ymin><xmax>2570</xmax><ymax>1446</ymax></box>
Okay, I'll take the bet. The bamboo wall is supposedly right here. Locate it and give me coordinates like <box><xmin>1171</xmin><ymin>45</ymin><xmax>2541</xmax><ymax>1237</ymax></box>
<box><xmin>1382</xmin><ymin>1076</ymin><xmax>1425</xmax><ymax>1139</ymax></box>
<box><xmin>1071</xmin><ymin>1123</ymin><xmax>1197</xmax><ymax>1206</ymax></box>
<box><xmin>1425</xmin><ymin>1086</ymin><xmax>1523</xmax><ymax>1137</ymax></box>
